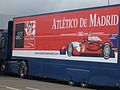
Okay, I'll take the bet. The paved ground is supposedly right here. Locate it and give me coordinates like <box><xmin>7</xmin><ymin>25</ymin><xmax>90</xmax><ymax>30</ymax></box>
<box><xmin>0</xmin><ymin>75</ymin><xmax>119</xmax><ymax>90</ymax></box>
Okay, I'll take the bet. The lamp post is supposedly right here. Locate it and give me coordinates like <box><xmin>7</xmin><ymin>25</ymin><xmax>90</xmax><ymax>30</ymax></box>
<box><xmin>108</xmin><ymin>0</ymin><xmax>109</xmax><ymax>6</ymax></box>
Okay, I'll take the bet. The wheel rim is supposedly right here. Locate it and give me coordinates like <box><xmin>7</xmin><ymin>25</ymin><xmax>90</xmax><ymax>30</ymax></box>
<box><xmin>19</xmin><ymin>62</ymin><xmax>27</xmax><ymax>78</ymax></box>
<box><xmin>0</xmin><ymin>64</ymin><xmax>5</xmax><ymax>74</ymax></box>
<box><xmin>81</xmin><ymin>83</ymin><xmax>87</xmax><ymax>88</ymax></box>
<box><xmin>69</xmin><ymin>81</ymin><xmax>75</xmax><ymax>86</ymax></box>
<box><xmin>20</xmin><ymin>66</ymin><xmax>25</xmax><ymax>77</ymax></box>
<box><xmin>103</xmin><ymin>44</ymin><xmax>111</xmax><ymax>59</ymax></box>
<box><xmin>1</xmin><ymin>64</ymin><xmax>5</xmax><ymax>71</ymax></box>
<box><xmin>67</xmin><ymin>43</ymin><xmax>73</xmax><ymax>56</ymax></box>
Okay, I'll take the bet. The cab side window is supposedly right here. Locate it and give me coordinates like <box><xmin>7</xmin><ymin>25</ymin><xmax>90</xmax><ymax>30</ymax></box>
<box><xmin>2</xmin><ymin>37</ymin><xmax>5</xmax><ymax>50</ymax></box>
<box><xmin>0</xmin><ymin>37</ymin><xmax>2</xmax><ymax>50</ymax></box>
<box><xmin>0</xmin><ymin>37</ymin><xmax>5</xmax><ymax>52</ymax></box>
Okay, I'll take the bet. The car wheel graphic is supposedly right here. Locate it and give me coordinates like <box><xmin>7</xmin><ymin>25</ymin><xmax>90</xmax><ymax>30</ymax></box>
<box><xmin>67</xmin><ymin>43</ymin><xmax>73</xmax><ymax>57</ymax></box>
<box><xmin>102</xmin><ymin>42</ymin><xmax>111</xmax><ymax>59</ymax></box>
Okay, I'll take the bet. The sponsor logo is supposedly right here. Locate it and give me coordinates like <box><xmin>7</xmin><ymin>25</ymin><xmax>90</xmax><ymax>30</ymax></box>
<box><xmin>24</xmin><ymin>21</ymin><xmax>36</xmax><ymax>36</ymax></box>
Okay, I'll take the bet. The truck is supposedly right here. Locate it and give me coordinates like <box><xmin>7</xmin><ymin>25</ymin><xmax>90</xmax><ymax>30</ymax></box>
<box><xmin>0</xmin><ymin>27</ymin><xmax>12</xmax><ymax>74</ymax></box>
<box><xmin>0</xmin><ymin>4</ymin><xmax>120</xmax><ymax>87</ymax></box>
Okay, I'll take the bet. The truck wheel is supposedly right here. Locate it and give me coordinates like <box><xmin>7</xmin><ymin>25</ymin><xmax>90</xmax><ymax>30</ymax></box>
<box><xmin>19</xmin><ymin>61</ymin><xmax>27</xmax><ymax>78</ymax></box>
<box><xmin>68</xmin><ymin>81</ymin><xmax>75</xmax><ymax>86</ymax></box>
<box><xmin>80</xmin><ymin>83</ymin><xmax>88</xmax><ymax>88</ymax></box>
<box><xmin>67</xmin><ymin>43</ymin><xmax>73</xmax><ymax>57</ymax></box>
<box><xmin>0</xmin><ymin>64</ymin><xmax>5</xmax><ymax>74</ymax></box>
<box><xmin>102</xmin><ymin>42</ymin><xmax>111</xmax><ymax>59</ymax></box>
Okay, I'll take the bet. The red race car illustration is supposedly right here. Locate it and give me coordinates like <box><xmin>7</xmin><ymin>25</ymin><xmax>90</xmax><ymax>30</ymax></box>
<box><xmin>66</xmin><ymin>34</ymin><xmax>116</xmax><ymax>59</ymax></box>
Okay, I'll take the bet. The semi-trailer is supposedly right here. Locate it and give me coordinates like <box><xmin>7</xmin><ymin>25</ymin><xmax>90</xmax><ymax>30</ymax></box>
<box><xmin>0</xmin><ymin>4</ymin><xmax>120</xmax><ymax>87</ymax></box>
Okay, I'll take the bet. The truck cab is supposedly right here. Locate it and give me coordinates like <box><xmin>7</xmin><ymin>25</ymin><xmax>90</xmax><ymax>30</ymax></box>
<box><xmin>0</xmin><ymin>21</ymin><xmax>13</xmax><ymax>73</ymax></box>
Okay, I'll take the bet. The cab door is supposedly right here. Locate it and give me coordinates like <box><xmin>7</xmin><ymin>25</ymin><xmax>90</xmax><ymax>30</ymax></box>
<box><xmin>0</xmin><ymin>37</ymin><xmax>5</xmax><ymax>59</ymax></box>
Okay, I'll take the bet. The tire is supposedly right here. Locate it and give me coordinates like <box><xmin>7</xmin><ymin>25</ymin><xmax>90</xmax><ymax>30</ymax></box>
<box><xmin>19</xmin><ymin>61</ymin><xmax>27</xmax><ymax>78</ymax></box>
<box><xmin>102</xmin><ymin>42</ymin><xmax>111</xmax><ymax>59</ymax></box>
<box><xmin>68</xmin><ymin>81</ymin><xmax>75</xmax><ymax>86</ymax></box>
<box><xmin>0</xmin><ymin>64</ymin><xmax>5</xmax><ymax>75</ymax></box>
<box><xmin>67</xmin><ymin>43</ymin><xmax>73</xmax><ymax>57</ymax></box>
<box><xmin>80</xmin><ymin>83</ymin><xmax>88</xmax><ymax>88</ymax></box>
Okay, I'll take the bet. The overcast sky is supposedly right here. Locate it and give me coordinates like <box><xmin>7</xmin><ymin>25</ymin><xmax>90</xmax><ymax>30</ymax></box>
<box><xmin>0</xmin><ymin>0</ymin><xmax>120</xmax><ymax>29</ymax></box>
<box><xmin>0</xmin><ymin>0</ymin><xmax>120</xmax><ymax>16</ymax></box>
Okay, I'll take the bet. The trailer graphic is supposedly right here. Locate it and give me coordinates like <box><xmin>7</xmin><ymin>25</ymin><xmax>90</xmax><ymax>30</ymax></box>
<box><xmin>13</xmin><ymin>6</ymin><xmax>119</xmax><ymax>63</ymax></box>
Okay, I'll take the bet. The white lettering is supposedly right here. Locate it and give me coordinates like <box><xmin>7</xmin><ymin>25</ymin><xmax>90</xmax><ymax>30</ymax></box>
<box><xmin>89</xmin><ymin>14</ymin><xmax>119</xmax><ymax>27</ymax></box>
<box><xmin>52</xmin><ymin>18</ymin><xmax>79</xmax><ymax>30</ymax></box>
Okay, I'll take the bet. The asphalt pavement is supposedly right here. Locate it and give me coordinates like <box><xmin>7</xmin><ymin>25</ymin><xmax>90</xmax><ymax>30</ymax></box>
<box><xmin>0</xmin><ymin>75</ymin><xmax>119</xmax><ymax>90</ymax></box>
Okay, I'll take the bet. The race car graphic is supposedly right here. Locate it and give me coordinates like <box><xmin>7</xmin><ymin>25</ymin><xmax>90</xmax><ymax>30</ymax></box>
<box><xmin>67</xmin><ymin>34</ymin><xmax>117</xmax><ymax>59</ymax></box>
